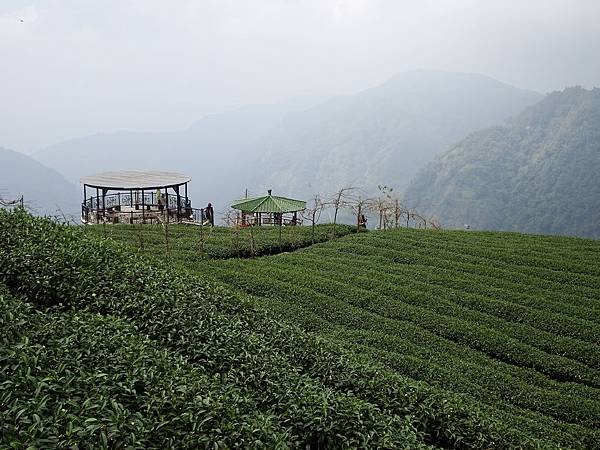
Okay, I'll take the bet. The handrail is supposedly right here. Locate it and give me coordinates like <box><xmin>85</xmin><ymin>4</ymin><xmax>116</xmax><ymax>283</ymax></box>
<box><xmin>81</xmin><ymin>192</ymin><xmax>204</xmax><ymax>225</ymax></box>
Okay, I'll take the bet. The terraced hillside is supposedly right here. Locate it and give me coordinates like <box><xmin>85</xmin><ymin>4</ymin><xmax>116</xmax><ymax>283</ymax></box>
<box><xmin>2</xmin><ymin>212</ymin><xmax>599</xmax><ymax>448</ymax></box>
<box><xmin>96</xmin><ymin>222</ymin><xmax>600</xmax><ymax>447</ymax></box>
<box><xmin>85</xmin><ymin>222</ymin><xmax>354</xmax><ymax>259</ymax></box>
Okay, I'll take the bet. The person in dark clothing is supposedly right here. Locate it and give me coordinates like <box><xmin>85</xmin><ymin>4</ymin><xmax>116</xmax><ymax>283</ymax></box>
<box><xmin>204</xmin><ymin>202</ymin><xmax>214</xmax><ymax>226</ymax></box>
<box><xmin>359</xmin><ymin>214</ymin><xmax>368</xmax><ymax>229</ymax></box>
<box><xmin>184</xmin><ymin>198</ymin><xmax>192</xmax><ymax>219</ymax></box>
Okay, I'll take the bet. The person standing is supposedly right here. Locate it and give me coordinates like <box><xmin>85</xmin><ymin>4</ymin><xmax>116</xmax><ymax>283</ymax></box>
<box><xmin>204</xmin><ymin>202</ymin><xmax>214</xmax><ymax>226</ymax></box>
<box><xmin>359</xmin><ymin>214</ymin><xmax>368</xmax><ymax>229</ymax></box>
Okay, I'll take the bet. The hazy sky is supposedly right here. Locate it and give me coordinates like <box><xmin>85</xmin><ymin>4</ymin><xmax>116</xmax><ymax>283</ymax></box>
<box><xmin>2</xmin><ymin>0</ymin><xmax>599</xmax><ymax>152</ymax></box>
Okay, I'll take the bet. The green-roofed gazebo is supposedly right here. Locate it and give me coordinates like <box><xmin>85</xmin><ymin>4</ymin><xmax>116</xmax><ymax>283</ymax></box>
<box><xmin>231</xmin><ymin>190</ymin><xmax>306</xmax><ymax>226</ymax></box>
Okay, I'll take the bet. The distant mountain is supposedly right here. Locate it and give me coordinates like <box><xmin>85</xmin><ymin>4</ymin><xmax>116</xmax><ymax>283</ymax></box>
<box><xmin>0</xmin><ymin>147</ymin><xmax>79</xmax><ymax>217</ymax></box>
<box><xmin>34</xmin><ymin>97</ymin><xmax>325</xmax><ymax>212</ymax></box>
<box><xmin>34</xmin><ymin>71</ymin><xmax>541</xmax><ymax>215</ymax></box>
<box><xmin>252</xmin><ymin>70</ymin><xmax>542</xmax><ymax>197</ymax></box>
<box><xmin>404</xmin><ymin>87</ymin><xmax>600</xmax><ymax>238</ymax></box>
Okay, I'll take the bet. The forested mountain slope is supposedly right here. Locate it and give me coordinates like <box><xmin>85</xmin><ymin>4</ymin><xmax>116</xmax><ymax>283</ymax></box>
<box><xmin>404</xmin><ymin>87</ymin><xmax>600</xmax><ymax>238</ymax></box>
<box><xmin>253</xmin><ymin>70</ymin><xmax>541</xmax><ymax>197</ymax></box>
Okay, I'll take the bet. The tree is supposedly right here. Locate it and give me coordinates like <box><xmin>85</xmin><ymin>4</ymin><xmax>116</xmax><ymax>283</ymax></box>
<box><xmin>327</xmin><ymin>187</ymin><xmax>355</xmax><ymax>237</ymax></box>
<box><xmin>346</xmin><ymin>190</ymin><xmax>374</xmax><ymax>233</ymax></box>
<box><xmin>301</xmin><ymin>194</ymin><xmax>325</xmax><ymax>243</ymax></box>
<box><xmin>372</xmin><ymin>185</ymin><xmax>396</xmax><ymax>230</ymax></box>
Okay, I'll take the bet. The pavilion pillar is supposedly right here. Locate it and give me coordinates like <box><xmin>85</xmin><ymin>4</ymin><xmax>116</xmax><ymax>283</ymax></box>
<box><xmin>165</xmin><ymin>187</ymin><xmax>169</xmax><ymax>223</ymax></box>
<box><xmin>175</xmin><ymin>185</ymin><xmax>181</xmax><ymax>222</ymax></box>
<box><xmin>95</xmin><ymin>187</ymin><xmax>100</xmax><ymax>223</ymax></box>
<box><xmin>141</xmin><ymin>189</ymin><xmax>145</xmax><ymax>223</ymax></box>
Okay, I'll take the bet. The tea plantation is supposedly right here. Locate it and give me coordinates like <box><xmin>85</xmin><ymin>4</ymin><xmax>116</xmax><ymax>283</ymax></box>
<box><xmin>84</xmin><ymin>222</ymin><xmax>355</xmax><ymax>259</ymax></box>
<box><xmin>1</xmin><ymin>210</ymin><xmax>599</xmax><ymax>448</ymax></box>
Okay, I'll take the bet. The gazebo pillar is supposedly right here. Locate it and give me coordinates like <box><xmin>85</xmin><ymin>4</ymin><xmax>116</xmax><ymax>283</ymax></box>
<box><xmin>95</xmin><ymin>187</ymin><xmax>100</xmax><ymax>222</ymax></box>
<box><xmin>83</xmin><ymin>185</ymin><xmax>87</xmax><ymax>223</ymax></box>
<box><xmin>175</xmin><ymin>185</ymin><xmax>181</xmax><ymax>221</ymax></box>
<box><xmin>164</xmin><ymin>186</ymin><xmax>169</xmax><ymax>223</ymax></box>
<box><xmin>102</xmin><ymin>189</ymin><xmax>107</xmax><ymax>214</ymax></box>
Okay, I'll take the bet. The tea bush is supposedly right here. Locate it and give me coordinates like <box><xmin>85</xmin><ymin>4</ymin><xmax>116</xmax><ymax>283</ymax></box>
<box><xmin>2</xmin><ymin>210</ymin><xmax>599</xmax><ymax>448</ymax></box>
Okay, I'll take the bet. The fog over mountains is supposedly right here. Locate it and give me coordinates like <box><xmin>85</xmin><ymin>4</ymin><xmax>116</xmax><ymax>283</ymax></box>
<box><xmin>3</xmin><ymin>70</ymin><xmax>599</xmax><ymax>237</ymax></box>
<box><xmin>33</xmin><ymin>70</ymin><xmax>541</xmax><ymax>211</ymax></box>
<box><xmin>253</xmin><ymin>70</ymin><xmax>541</xmax><ymax>197</ymax></box>
<box><xmin>34</xmin><ymin>96</ymin><xmax>325</xmax><ymax>209</ymax></box>
<box><xmin>0</xmin><ymin>147</ymin><xmax>79</xmax><ymax>216</ymax></box>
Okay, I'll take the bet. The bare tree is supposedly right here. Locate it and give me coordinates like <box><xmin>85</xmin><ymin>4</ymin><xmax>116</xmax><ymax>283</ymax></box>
<box><xmin>346</xmin><ymin>190</ymin><xmax>374</xmax><ymax>233</ymax></box>
<box><xmin>247</xmin><ymin>223</ymin><xmax>256</xmax><ymax>256</ymax></box>
<box><xmin>136</xmin><ymin>220</ymin><xmax>144</xmax><ymax>251</ymax></box>
<box><xmin>371</xmin><ymin>185</ymin><xmax>403</xmax><ymax>230</ymax></box>
<box><xmin>221</xmin><ymin>209</ymin><xmax>238</xmax><ymax>227</ymax></box>
<box><xmin>301</xmin><ymin>194</ymin><xmax>325</xmax><ymax>243</ymax></box>
<box><xmin>155</xmin><ymin>213</ymin><xmax>171</xmax><ymax>257</ymax></box>
<box><xmin>327</xmin><ymin>186</ymin><xmax>354</xmax><ymax>238</ymax></box>
<box><xmin>428</xmin><ymin>217</ymin><xmax>442</xmax><ymax>230</ymax></box>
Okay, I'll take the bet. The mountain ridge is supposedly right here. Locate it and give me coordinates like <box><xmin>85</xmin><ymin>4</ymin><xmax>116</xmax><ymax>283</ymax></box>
<box><xmin>404</xmin><ymin>86</ymin><xmax>600</xmax><ymax>238</ymax></box>
<box><xmin>0</xmin><ymin>147</ymin><xmax>79</xmax><ymax>217</ymax></box>
<box><xmin>252</xmin><ymin>70</ymin><xmax>542</xmax><ymax>198</ymax></box>
<box><xmin>31</xmin><ymin>71</ymin><xmax>541</xmax><ymax>213</ymax></box>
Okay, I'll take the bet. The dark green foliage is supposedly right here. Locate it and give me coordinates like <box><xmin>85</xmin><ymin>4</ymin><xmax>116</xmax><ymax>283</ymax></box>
<box><xmin>0</xmin><ymin>287</ymin><xmax>291</xmax><ymax>448</ymax></box>
<box><xmin>2</xmin><ymin>210</ymin><xmax>599</xmax><ymax>448</ymax></box>
<box><xmin>84</xmin><ymin>223</ymin><xmax>355</xmax><ymax>260</ymax></box>
<box><xmin>0</xmin><ymin>211</ymin><xmax>438</xmax><ymax>448</ymax></box>
<box><xmin>162</xmin><ymin>226</ymin><xmax>599</xmax><ymax>447</ymax></box>
<box><xmin>404</xmin><ymin>87</ymin><xmax>600</xmax><ymax>238</ymax></box>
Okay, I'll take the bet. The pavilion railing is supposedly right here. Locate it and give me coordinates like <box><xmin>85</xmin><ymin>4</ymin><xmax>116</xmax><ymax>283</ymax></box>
<box><xmin>81</xmin><ymin>193</ymin><xmax>205</xmax><ymax>225</ymax></box>
<box><xmin>237</xmin><ymin>214</ymin><xmax>303</xmax><ymax>227</ymax></box>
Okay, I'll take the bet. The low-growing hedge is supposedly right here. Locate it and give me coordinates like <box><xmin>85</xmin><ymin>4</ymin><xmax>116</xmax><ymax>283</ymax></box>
<box><xmin>0</xmin><ymin>210</ymin><xmax>564</xmax><ymax>448</ymax></box>
<box><xmin>0</xmin><ymin>287</ymin><xmax>292</xmax><ymax>448</ymax></box>
<box><xmin>84</xmin><ymin>222</ymin><xmax>356</xmax><ymax>260</ymax></box>
<box><xmin>0</xmin><ymin>211</ymin><xmax>421</xmax><ymax>448</ymax></box>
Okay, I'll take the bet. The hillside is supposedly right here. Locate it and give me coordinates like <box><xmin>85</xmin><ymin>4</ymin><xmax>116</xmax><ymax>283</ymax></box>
<box><xmin>0</xmin><ymin>147</ymin><xmax>79</xmax><ymax>217</ymax></box>
<box><xmin>404</xmin><ymin>87</ymin><xmax>600</xmax><ymax>238</ymax></box>
<box><xmin>22</xmin><ymin>217</ymin><xmax>599</xmax><ymax>448</ymax></box>
<box><xmin>253</xmin><ymin>70</ymin><xmax>542</xmax><ymax>197</ymax></box>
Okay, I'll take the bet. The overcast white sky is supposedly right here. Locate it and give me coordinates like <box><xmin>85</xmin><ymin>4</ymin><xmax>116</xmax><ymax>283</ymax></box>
<box><xmin>1</xmin><ymin>0</ymin><xmax>600</xmax><ymax>152</ymax></box>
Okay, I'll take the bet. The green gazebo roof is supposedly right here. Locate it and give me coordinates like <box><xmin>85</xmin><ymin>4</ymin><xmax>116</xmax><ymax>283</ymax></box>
<box><xmin>231</xmin><ymin>191</ymin><xmax>306</xmax><ymax>213</ymax></box>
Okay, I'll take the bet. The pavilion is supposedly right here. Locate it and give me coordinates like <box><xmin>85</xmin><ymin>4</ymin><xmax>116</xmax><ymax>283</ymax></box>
<box><xmin>231</xmin><ymin>190</ymin><xmax>306</xmax><ymax>226</ymax></box>
<box><xmin>80</xmin><ymin>170</ymin><xmax>204</xmax><ymax>225</ymax></box>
